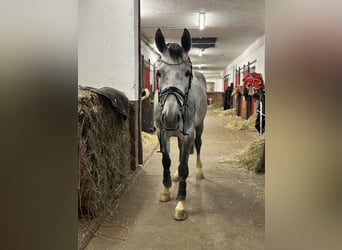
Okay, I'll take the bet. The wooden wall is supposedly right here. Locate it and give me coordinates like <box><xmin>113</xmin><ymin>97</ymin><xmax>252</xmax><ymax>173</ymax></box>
<box><xmin>207</xmin><ymin>92</ymin><xmax>224</xmax><ymax>104</ymax></box>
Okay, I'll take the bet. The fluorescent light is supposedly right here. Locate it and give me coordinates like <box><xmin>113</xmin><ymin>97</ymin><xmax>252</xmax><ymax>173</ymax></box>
<box><xmin>199</xmin><ymin>12</ymin><xmax>205</xmax><ymax>30</ymax></box>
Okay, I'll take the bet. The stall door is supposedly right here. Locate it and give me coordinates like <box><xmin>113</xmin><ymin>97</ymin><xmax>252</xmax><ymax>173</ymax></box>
<box><xmin>143</xmin><ymin>63</ymin><xmax>150</xmax><ymax>90</ymax></box>
<box><xmin>224</xmin><ymin>78</ymin><xmax>229</xmax><ymax>91</ymax></box>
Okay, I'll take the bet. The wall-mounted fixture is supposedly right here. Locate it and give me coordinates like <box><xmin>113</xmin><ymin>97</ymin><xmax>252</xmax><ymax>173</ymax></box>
<box><xmin>199</xmin><ymin>12</ymin><xmax>205</xmax><ymax>30</ymax></box>
<box><xmin>192</xmin><ymin>37</ymin><xmax>216</xmax><ymax>49</ymax></box>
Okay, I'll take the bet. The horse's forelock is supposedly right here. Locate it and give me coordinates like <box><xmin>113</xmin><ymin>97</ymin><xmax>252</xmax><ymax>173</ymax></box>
<box><xmin>166</xmin><ymin>43</ymin><xmax>184</xmax><ymax>62</ymax></box>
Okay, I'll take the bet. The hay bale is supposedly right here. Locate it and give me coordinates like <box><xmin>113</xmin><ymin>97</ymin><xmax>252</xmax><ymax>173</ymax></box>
<box><xmin>225</xmin><ymin>114</ymin><xmax>257</xmax><ymax>131</ymax></box>
<box><xmin>141</xmin><ymin>131</ymin><xmax>158</xmax><ymax>146</ymax></box>
<box><xmin>219</xmin><ymin>137</ymin><xmax>265</xmax><ymax>173</ymax></box>
<box><xmin>78</xmin><ymin>88</ymin><xmax>132</xmax><ymax>217</ymax></box>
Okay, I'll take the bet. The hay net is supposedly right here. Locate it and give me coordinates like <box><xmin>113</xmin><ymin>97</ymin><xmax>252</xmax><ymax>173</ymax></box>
<box><xmin>78</xmin><ymin>87</ymin><xmax>132</xmax><ymax>218</ymax></box>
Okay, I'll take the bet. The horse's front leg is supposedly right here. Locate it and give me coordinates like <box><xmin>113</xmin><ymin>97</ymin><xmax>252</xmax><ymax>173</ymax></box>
<box><xmin>172</xmin><ymin>137</ymin><xmax>195</xmax><ymax>182</ymax></box>
<box><xmin>174</xmin><ymin>134</ymin><xmax>193</xmax><ymax>221</ymax></box>
<box><xmin>195</xmin><ymin>123</ymin><xmax>204</xmax><ymax>179</ymax></box>
<box><xmin>171</xmin><ymin>138</ymin><xmax>182</xmax><ymax>182</ymax></box>
<box><xmin>159</xmin><ymin>134</ymin><xmax>171</xmax><ymax>202</ymax></box>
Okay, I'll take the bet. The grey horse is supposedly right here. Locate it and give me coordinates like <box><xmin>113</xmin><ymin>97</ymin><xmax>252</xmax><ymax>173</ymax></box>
<box><xmin>153</xmin><ymin>28</ymin><xmax>207</xmax><ymax>221</ymax></box>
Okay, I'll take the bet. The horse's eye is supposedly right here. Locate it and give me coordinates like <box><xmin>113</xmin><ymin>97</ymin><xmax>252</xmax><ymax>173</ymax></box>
<box><xmin>157</xmin><ymin>70</ymin><xmax>161</xmax><ymax>78</ymax></box>
<box><xmin>185</xmin><ymin>70</ymin><xmax>191</xmax><ymax>77</ymax></box>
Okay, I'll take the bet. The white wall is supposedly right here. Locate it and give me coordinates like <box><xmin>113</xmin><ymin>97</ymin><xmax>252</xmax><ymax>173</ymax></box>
<box><xmin>221</xmin><ymin>35</ymin><xmax>265</xmax><ymax>88</ymax></box>
<box><xmin>141</xmin><ymin>41</ymin><xmax>159</xmax><ymax>64</ymax></box>
<box><xmin>78</xmin><ymin>0</ymin><xmax>139</xmax><ymax>100</ymax></box>
<box><xmin>206</xmin><ymin>77</ymin><xmax>224</xmax><ymax>92</ymax></box>
<box><xmin>214</xmin><ymin>78</ymin><xmax>224</xmax><ymax>92</ymax></box>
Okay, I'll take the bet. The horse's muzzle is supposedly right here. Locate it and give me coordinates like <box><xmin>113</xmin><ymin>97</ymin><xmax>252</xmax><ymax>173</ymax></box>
<box><xmin>161</xmin><ymin>110</ymin><xmax>181</xmax><ymax>131</ymax></box>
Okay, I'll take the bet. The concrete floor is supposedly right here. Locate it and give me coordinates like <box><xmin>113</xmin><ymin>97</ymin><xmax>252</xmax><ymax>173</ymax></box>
<box><xmin>85</xmin><ymin>106</ymin><xmax>265</xmax><ymax>250</ymax></box>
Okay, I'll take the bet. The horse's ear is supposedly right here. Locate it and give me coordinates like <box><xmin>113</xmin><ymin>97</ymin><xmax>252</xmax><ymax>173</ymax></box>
<box><xmin>155</xmin><ymin>28</ymin><xmax>166</xmax><ymax>53</ymax></box>
<box><xmin>181</xmin><ymin>28</ymin><xmax>191</xmax><ymax>52</ymax></box>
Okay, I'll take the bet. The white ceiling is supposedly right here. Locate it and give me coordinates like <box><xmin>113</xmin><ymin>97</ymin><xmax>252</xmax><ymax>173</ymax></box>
<box><xmin>141</xmin><ymin>0</ymin><xmax>264</xmax><ymax>78</ymax></box>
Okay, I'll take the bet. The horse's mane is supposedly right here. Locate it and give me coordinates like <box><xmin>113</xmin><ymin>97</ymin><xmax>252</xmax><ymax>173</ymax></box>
<box><xmin>166</xmin><ymin>43</ymin><xmax>183</xmax><ymax>62</ymax></box>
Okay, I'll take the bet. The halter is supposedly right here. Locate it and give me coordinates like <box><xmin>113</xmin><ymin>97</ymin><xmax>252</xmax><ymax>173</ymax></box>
<box><xmin>157</xmin><ymin>56</ymin><xmax>193</xmax><ymax>135</ymax></box>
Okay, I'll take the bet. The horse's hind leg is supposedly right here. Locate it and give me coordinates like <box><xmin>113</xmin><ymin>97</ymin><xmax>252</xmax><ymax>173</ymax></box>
<box><xmin>195</xmin><ymin>123</ymin><xmax>204</xmax><ymax>180</ymax></box>
<box><xmin>159</xmin><ymin>135</ymin><xmax>172</xmax><ymax>202</ymax></box>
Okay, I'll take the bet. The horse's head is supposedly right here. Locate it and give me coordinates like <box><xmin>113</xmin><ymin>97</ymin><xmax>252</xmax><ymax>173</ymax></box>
<box><xmin>155</xmin><ymin>28</ymin><xmax>193</xmax><ymax>132</ymax></box>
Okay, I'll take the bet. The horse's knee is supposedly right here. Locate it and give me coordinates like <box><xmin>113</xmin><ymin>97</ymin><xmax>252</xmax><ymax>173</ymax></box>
<box><xmin>163</xmin><ymin>170</ymin><xmax>172</xmax><ymax>188</ymax></box>
<box><xmin>162</xmin><ymin>153</ymin><xmax>171</xmax><ymax>168</ymax></box>
<box><xmin>178</xmin><ymin>164</ymin><xmax>189</xmax><ymax>180</ymax></box>
<box><xmin>195</xmin><ymin>135</ymin><xmax>202</xmax><ymax>145</ymax></box>
<box><xmin>177</xmin><ymin>164</ymin><xmax>188</xmax><ymax>200</ymax></box>
<box><xmin>162</xmin><ymin>153</ymin><xmax>171</xmax><ymax>187</ymax></box>
<box><xmin>190</xmin><ymin>144</ymin><xmax>194</xmax><ymax>154</ymax></box>
<box><xmin>195</xmin><ymin>136</ymin><xmax>202</xmax><ymax>148</ymax></box>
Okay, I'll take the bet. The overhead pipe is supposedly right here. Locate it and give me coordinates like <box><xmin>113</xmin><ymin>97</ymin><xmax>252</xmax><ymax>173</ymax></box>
<box><xmin>222</xmin><ymin>73</ymin><xmax>230</xmax><ymax>79</ymax></box>
<box><xmin>239</xmin><ymin>60</ymin><xmax>257</xmax><ymax>72</ymax></box>
<box><xmin>141</xmin><ymin>36</ymin><xmax>160</xmax><ymax>57</ymax></box>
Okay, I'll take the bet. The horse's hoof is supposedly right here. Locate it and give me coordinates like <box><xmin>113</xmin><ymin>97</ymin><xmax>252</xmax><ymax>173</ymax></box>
<box><xmin>196</xmin><ymin>172</ymin><xmax>204</xmax><ymax>180</ymax></box>
<box><xmin>174</xmin><ymin>209</ymin><xmax>187</xmax><ymax>221</ymax></box>
<box><xmin>159</xmin><ymin>192</ymin><xmax>170</xmax><ymax>202</ymax></box>
<box><xmin>172</xmin><ymin>174</ymin><xmax>179</xmax><ymax>182</ymax></box>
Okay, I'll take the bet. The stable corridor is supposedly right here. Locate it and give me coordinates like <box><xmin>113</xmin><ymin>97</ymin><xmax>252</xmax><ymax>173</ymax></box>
<box><xmin>85</xmin><ymin>106</ymin><xmax>264</xmax><ymax>250</ymax></box>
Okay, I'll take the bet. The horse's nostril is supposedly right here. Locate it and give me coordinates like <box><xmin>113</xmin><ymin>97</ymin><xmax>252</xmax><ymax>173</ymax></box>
<box><xmin>162</xmin><ymin>113</ymin><xmax>165</xmax><ymax>122</ymax></box>
<box><xmin>177</xmin><ymin>114</ymin><xmax>181</xmax><ymax>123</ymax></box>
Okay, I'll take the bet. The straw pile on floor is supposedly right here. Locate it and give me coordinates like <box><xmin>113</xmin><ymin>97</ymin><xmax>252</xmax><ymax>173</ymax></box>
<box><xmin>218</xmin><ymin>137</ymin><xmax>265</xmax><ymax>173</ymax></box>
<box><xmin>209</xmin><ymin>102</ymin><xmax>223</xmax><ymax>109</ymax></box>
<box><xmin>210</xmin><ymin>102</ymin><xmax>238</xmax><ymax>117</ymax></box>
<box><xmin>215</xmin><ymin>108</ymin><xmax>237</xmax><ymax>117</ymax></box>
<box><xmin>225</xmin><ymin>114</ymin><xmax>257</xmax><ymax>132</ymax></box>
<box><xmin>141</xmin><ymin>131</ymin><xmax>158</xmax><ymax>146</ymax></box>
<box><xmin>78</xmin><ymin>88</ymin><xmax>132</xmax><ymax>218</ymax></box>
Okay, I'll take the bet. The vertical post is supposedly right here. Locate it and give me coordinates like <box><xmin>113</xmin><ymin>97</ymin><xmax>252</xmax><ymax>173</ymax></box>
<box><xmin>244</xmin><ymin>63</ymin><xmax>251</xmax><ymax>119</ymax></box>
<box><xmin>148</xmin><ymin>59</ymin><xmax>151</xmax><ymax>91</ymax></box>
<box><xmin>232</xmin><ymin>65</ymin><xmax>235</xmax><ymax>86</ymax></box>
<box><xmin>138</xmin><ymin>38</ymin><xmax>143</xmax><ymax>165</ymax></box>
<box><xmin>259</xmin><ymin>95</ymin><xmax>263</xmax><ymax>135</ymax></box>
<box><xmin>248</xmin><ymin>61</ymin><xmax>253</xmax><ymax>117</ymax></box>
<box><xmin>79</xmin><ymin>0</ymin><xmax>141</xmax><ymax>170</ymax></box>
